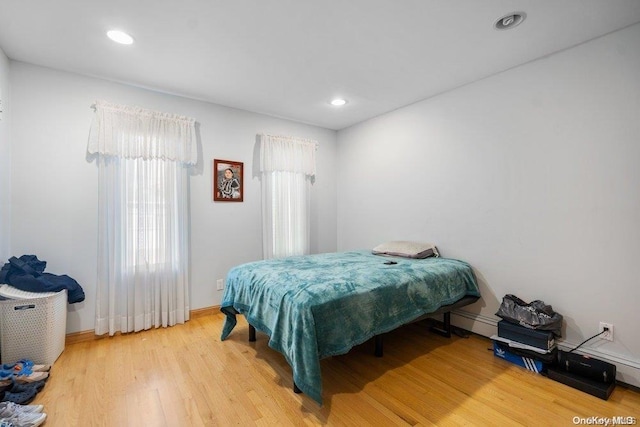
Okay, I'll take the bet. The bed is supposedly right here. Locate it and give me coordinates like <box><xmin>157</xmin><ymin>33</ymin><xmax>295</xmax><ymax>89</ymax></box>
<box><xmin>220</xmin><ymin>250</ymin><xmax>480</xmax><ymax>404</ymax></box>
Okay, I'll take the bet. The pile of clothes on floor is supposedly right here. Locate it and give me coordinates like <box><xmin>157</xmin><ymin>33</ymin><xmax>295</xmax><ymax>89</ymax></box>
<box><xmin>0</xmin><ymin>359</ymin><xmax>49</xmax><ymax>427</ymax></box>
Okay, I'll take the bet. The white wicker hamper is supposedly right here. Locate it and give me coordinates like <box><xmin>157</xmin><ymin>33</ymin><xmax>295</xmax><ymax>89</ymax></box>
<box><xmin>0</xmin><ymin>285</ymin><xmax>67</xmax><ymax>366</ymax></box>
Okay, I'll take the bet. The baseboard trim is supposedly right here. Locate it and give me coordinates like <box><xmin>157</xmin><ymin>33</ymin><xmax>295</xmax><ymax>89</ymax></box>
<box><xmin>191</xmin><ymin>305</ymin><xmax>220</xmax><ymax>319</ymax></box>
<box><xmin>451</xmin><ymin>309</ymin><xmax>497</xmax><ymax>338</ymax></box>
<box><xmin>65</xmin><ymin>305</ymin><xmax>221</xmax><ymax>345</ymax></box>
<box><xmin>65</xmin><ymin>330</ymin><xmax>101</xmax><ymax>345</ymax></box>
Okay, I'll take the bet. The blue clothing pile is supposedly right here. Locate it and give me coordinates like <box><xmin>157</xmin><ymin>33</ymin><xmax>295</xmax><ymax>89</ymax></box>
<box><xmin>0</xmin><ymin>255</ymin><xmax>85</xmax><ymax>304</ymax></box>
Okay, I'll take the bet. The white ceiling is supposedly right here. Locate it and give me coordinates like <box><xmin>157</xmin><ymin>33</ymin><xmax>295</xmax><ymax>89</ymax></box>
<box><xmin>1</xmin><ymin>1</ymin><xmax>640</xmax><ymax>130</ymax></box>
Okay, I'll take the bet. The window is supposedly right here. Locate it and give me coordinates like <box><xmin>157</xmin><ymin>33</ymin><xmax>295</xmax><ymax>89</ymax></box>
<box><xmin>259</xmin><ymin>134</ymin><xmax>317</xmax><ymax>259</ymax></box>
<box><xmin>124</xmin><ymin>158</ymin><xmax>176</xmax><ymax>268</ymax></box>
<box><xmin>89</xmin><ymin>100</ymin><xmax>196</xmax><ymax>336</ymax></box>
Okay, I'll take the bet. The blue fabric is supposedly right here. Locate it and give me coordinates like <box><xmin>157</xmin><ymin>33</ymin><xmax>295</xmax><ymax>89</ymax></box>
<box><xmin>220</xmin><ymin>250</ymin><xmax>480</xmax><ymax>404</ymax></box>
<box><xmin>0</xmin><ymin>255</ymin><xmax>85</xmax><ymax>303</ymax></box>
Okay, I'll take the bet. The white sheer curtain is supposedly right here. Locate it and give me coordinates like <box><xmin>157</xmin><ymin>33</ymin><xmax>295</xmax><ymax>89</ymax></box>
<box><xmin>88</xmin><ymin>100</ymin><xmax>196</xmax><ymax>336</ymax></box>
<box><xmin>260</xmin><ymin>134</ymin><xmax>317</xmax><ymax>259</ymax></box>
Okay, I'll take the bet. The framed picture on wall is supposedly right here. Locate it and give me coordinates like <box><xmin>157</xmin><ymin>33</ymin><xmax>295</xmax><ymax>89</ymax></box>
<box><xmin>213</xmin><ymin>159</ymin><xmax>244</xmax><ymax>202</ymax></box>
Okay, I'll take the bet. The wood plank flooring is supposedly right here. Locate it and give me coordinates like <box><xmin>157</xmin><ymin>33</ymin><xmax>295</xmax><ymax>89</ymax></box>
<box><xmin>31</xmin><ymin>313</ymin><xmax>640</xmax><ymax>426</ymax></box>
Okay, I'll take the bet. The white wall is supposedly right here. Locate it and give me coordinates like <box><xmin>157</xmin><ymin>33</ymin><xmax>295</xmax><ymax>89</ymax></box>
<box><xmin>10</xmin><ymin>62</ymin><xmax>337</xmax><ymax>334</ymax></box>
<box><xmin>0</xmin><ymin>47</ymin><xmax>10</xmax><ymax>261</ymax></box>
<box><xmin>337</xmin><ymin>23</ymin><xmax>640</xmax><ymax>386</ymax></box>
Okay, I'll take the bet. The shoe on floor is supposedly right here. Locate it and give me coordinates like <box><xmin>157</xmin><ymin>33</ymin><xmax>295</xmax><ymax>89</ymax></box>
<box><xmin>0</xmin><ymin>382</ymin><xmax>11</xmax><ymax>396</ymax></box>
<box><xmin>9</xmin><ymin>381</ymin><xmax>46</xmax><ymax>395</ymax></box>
<box><xmin>0</xmin><ymin>387</ymin><xmax>37</xmax><ymax>406</ymax></box>
<box><xmin>0</xmin><ymin>372</ymin><xmax>48</xmax><ymax>386</ymax></box>
<box><xmin>1</xmin><ymin>360</ymin><xmax>50</xmax><ymax>374</ymax></box>
<box><xmin>0</xmin><ymin>401</ymin><xmax>44</xmax><ymax>418</ymax></box>
<box><xmin>0</xmin><ymin>411</ymin><xmax>46</xmax><ymax>427</ymax></box>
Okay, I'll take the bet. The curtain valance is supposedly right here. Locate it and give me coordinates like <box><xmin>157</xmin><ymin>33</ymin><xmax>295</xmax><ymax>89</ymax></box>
<box><xmin>88</xmin><ymin>100</ymin><xmax>197</xmax><ymax>165</ymax></box>
<box><xmin>259</xmin><ymin>134</ymin><xmax>317</xmax><ymax>177</ymax></box>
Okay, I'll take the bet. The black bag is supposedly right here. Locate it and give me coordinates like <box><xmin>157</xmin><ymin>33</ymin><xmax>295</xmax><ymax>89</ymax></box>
<box><xmin>495</xmin><ymin>294</ymin><xmax>563</xmax><ymax>337</ymax></box>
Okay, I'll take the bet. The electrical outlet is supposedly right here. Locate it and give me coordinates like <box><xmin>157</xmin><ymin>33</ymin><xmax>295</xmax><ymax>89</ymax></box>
<box><xmin>216</xmin><ymin>278</ymin><xmax>224</xmax><ymax>290</ymax></box>
<box><xmin>599</xmin><ymin>322</ymin><xmax>614</xmax><ymax>341</ymax></box>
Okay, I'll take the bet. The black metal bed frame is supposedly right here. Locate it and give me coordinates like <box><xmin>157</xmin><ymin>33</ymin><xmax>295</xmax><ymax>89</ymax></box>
<box><xmin>246</xmin><ymin>295</ymin><xmax>479</xmax><ymax>395</ymax></box>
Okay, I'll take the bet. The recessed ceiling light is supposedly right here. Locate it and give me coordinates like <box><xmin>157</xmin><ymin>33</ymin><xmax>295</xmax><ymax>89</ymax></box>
<box><xmin>330</xmin><ymin>98</ymin><xmax>347</xmax><ymax>106</ymax></box>
<box><xmin>107</xmin><ymin>30</ymin><xmax>134</xmax><ymax>45</ymax></box>
<box><xmin>494</xmin><ymin>12</ymin><xmax>526</xmax><ymax>30</ymax></box>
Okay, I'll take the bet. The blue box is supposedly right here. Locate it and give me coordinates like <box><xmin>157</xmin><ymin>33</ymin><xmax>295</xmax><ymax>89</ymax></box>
<box><xmin>493</xmin><ymin>340</ymin><xmax>545</xmax><ymax>373</ymax></box>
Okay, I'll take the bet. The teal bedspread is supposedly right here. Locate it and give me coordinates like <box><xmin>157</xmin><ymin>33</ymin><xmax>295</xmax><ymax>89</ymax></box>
<box><xmin>220</xmin><ymin>250</ymin><xmax>480</xmax><ymax>404</ymax></box>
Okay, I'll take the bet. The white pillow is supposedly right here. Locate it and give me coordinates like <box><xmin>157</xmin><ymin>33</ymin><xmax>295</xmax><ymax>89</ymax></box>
<box><xmin>372</xmin><ymin>241</ymin><xmax>439</xmax><ymax>259</ymax></box>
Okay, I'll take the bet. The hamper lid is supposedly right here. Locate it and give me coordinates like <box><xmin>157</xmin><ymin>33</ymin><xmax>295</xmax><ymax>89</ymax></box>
<box><xmin>0</xmin><ymin>284</ymin><xmax>60</xmax><ymax>300</ymax></box>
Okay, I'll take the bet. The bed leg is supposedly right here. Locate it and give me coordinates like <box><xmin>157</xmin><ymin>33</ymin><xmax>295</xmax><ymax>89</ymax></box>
<box><xmin>249</xmin><ymin>324</ymin><xmax>256</xmax><ymax>342</ymax></box>
<box><xmin>429</xmin><ymin>312</ymin><xmax>452</xmax><ymax>338</ymax></box>
<box><xmin>293</xmin><ymin>381</ymin><xmax>302</xmax><ymax>394</ymax></box>
<box><xmin>374</xmin><ymin>335</ymin><xmax>383</xmax><ymax>357</ymax></box>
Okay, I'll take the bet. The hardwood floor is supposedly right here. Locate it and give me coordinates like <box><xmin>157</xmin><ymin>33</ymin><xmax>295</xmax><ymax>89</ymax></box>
<box><xmin>33</xmin><ymin>313</ymin><xmax>640</xmax><ymax>426</ymax></box>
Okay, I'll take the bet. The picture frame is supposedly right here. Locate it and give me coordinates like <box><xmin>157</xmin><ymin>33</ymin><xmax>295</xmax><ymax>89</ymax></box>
<box><xmin>213</xmin><ymin>159</ymin><xmax>244</xmax><ymax>202</ymax></box>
